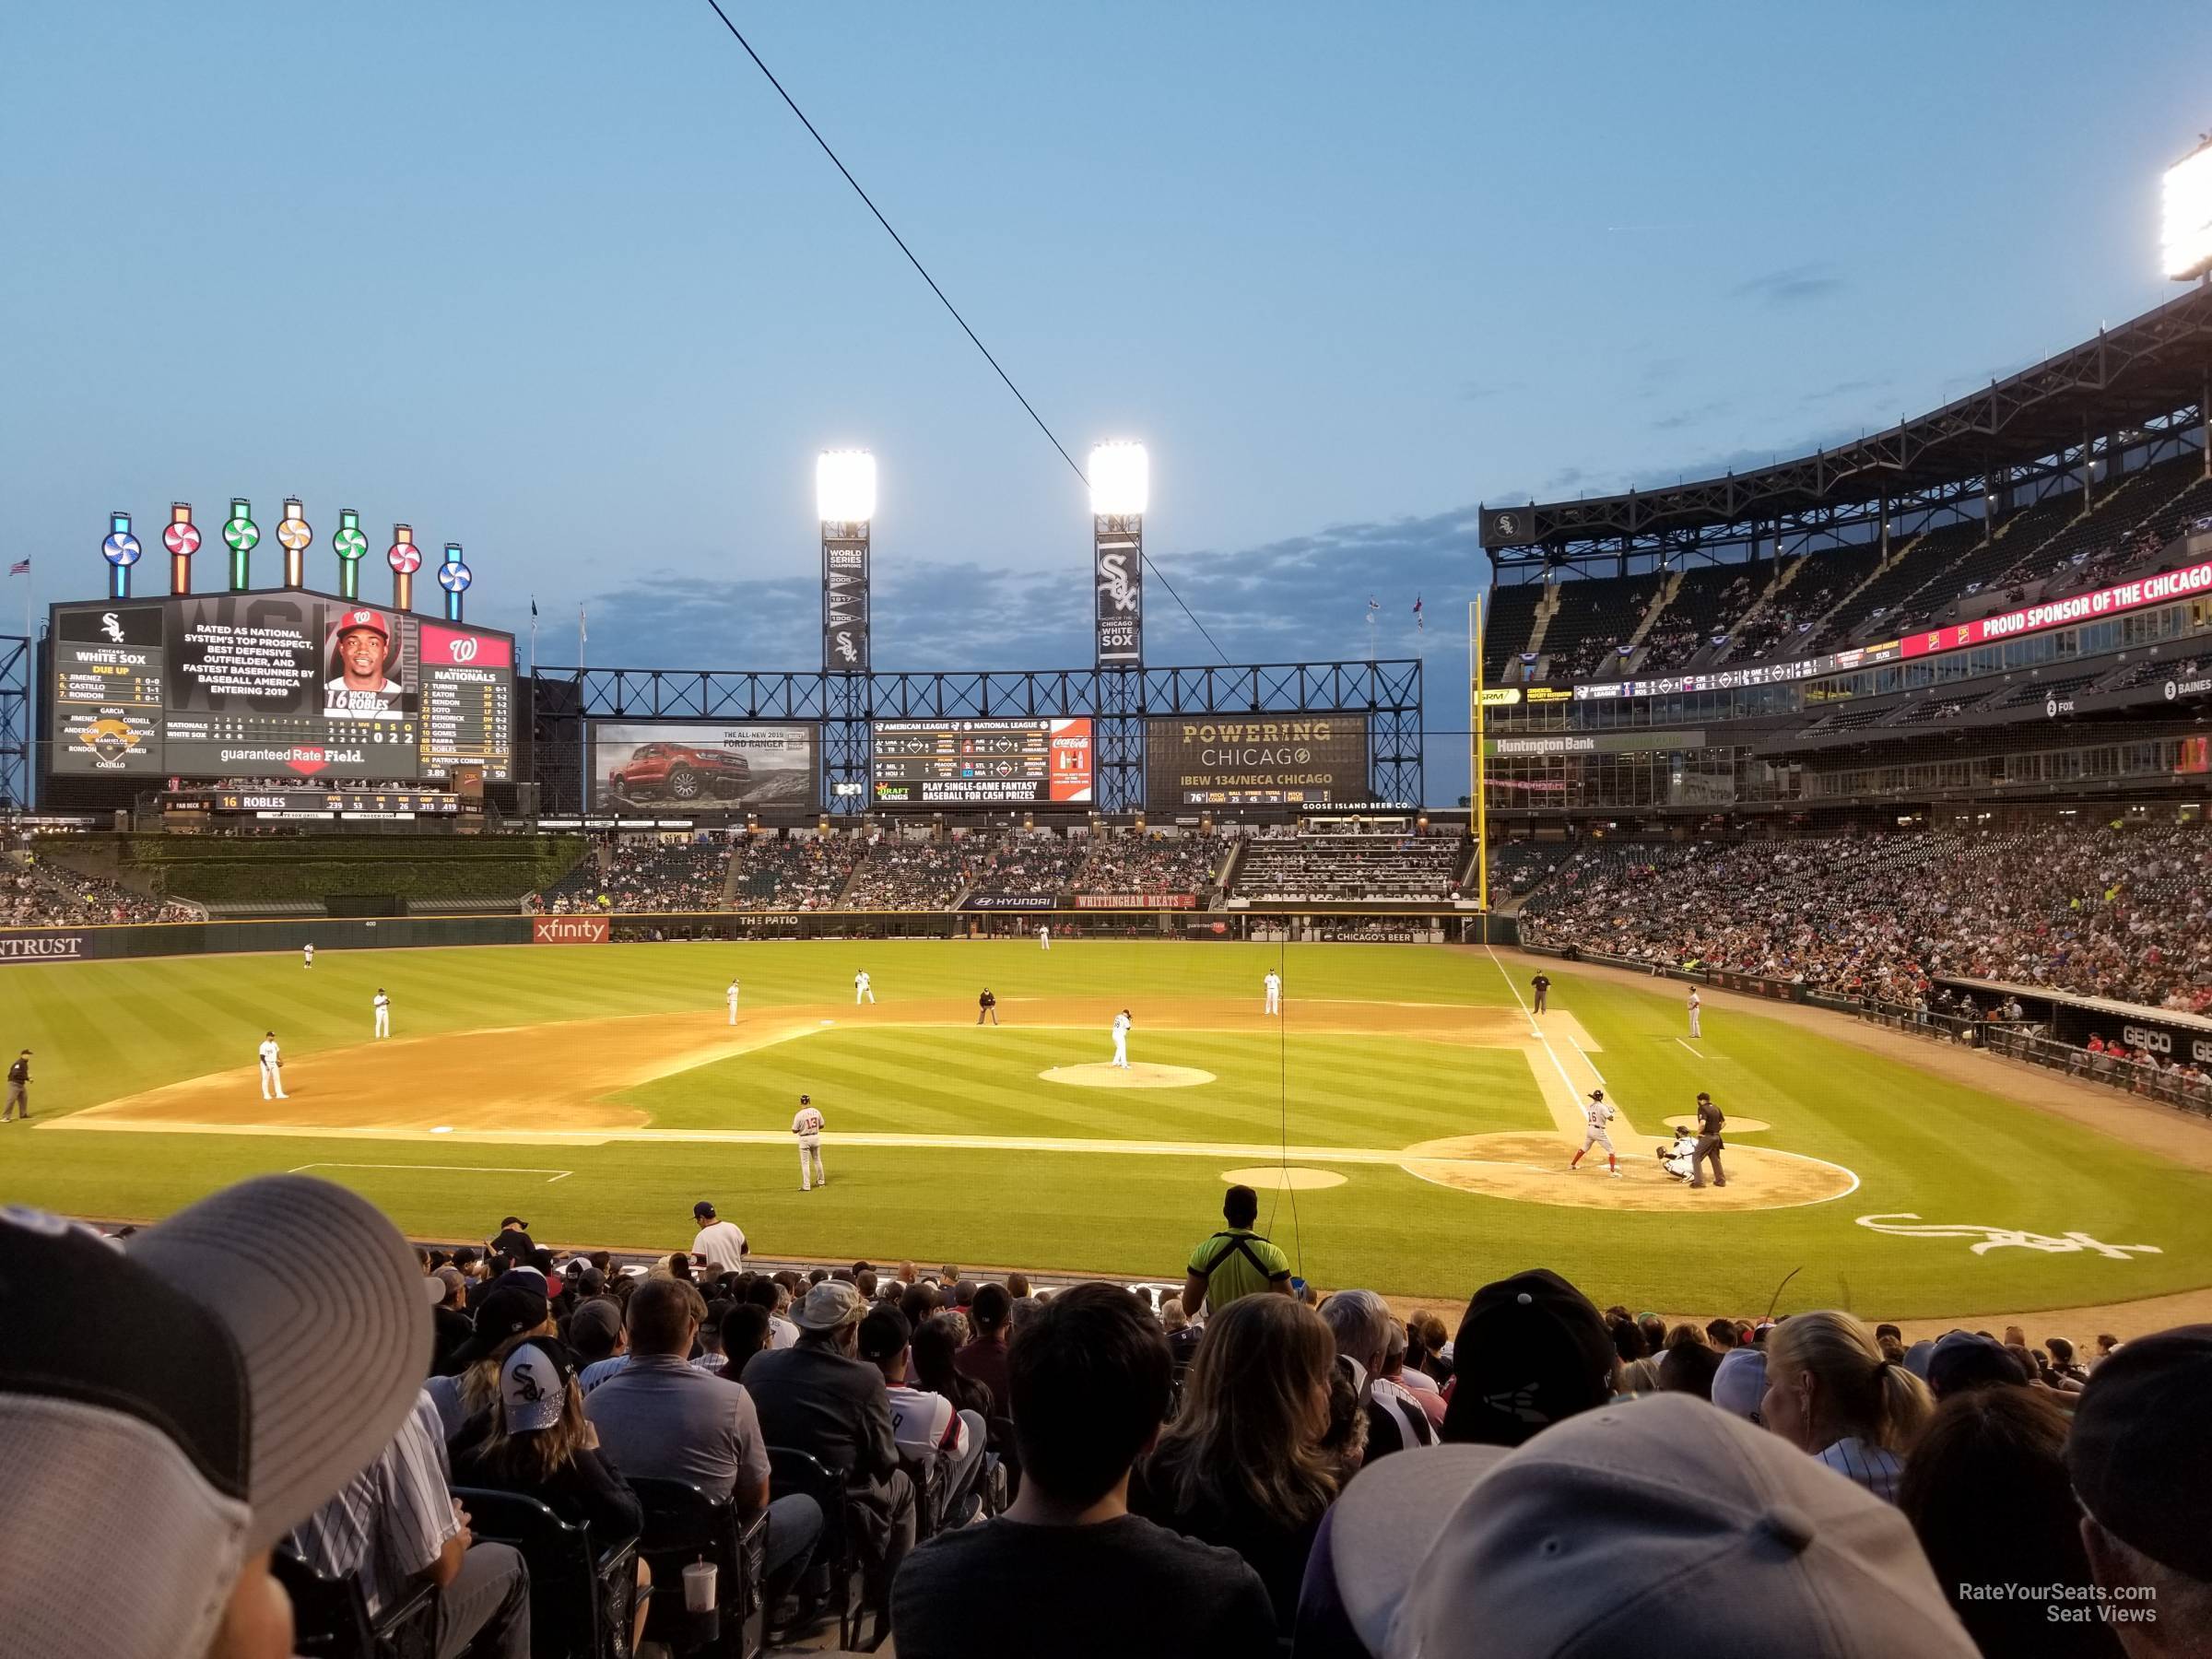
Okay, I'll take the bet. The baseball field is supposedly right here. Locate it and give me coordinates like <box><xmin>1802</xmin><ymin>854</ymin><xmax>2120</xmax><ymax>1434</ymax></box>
<box><xmin>6</xmin><ymin>936</ymin><xmax>2209</xmax><ymax>1324</ymax></box>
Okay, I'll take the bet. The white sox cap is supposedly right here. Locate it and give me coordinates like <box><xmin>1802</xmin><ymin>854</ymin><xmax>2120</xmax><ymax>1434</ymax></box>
<box><xmin>1324</xmin><ymin>1394</ymin><xmax>1976</xmax><ymax>1658</ymax></box>
<box><xmin>0</xmin><ymin>1176</ymin><xmax>431</xmax><ymax>1659</ymax></box>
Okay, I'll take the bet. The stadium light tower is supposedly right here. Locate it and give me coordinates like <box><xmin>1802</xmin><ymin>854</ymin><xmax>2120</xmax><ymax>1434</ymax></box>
<box><xmin>1089</xmin><ymin>441</ymin><xmax>1146</xmax><ymax>667</ymax></box>
<box><xmin>818</xmin><ymin>450</ymin><xmax>875</xmax><ymax>672</ymax></box>
<box><xmin>2162</xmin><ymin>135</ymin><xmax>2212</xmax><ymax>283</ymax></box>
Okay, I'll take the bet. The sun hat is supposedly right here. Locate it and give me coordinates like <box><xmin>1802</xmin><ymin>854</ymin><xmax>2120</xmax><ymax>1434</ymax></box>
<box><xmin>791</xmin><ymin>1279</ymin><xmax>866</xmax><ymax>1332</ymax></box>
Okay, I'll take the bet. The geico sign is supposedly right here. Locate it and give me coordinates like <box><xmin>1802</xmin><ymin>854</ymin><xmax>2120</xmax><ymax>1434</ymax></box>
<box><xmin>532</xmin><ymin>916</ymin><xmax>610</xmax><ymax>945</ymax></box>
<box><xmin>2122</xmin><ymin>1025</ymin><xmax>2171</xmax><ymax>1055</ymax></box>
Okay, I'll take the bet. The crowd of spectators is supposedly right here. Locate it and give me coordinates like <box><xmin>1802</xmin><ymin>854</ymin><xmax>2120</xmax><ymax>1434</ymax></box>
<box><xmin>967</xmin><ymin>832</ymin><xmax>1082</xmax><ymax>899</ymax></box>
<box><xmin>1519</xmin><ymin>824</ymin><xmax>2212</xmax><ymax>1012</ymax></box>
<box><xmin>1076</xmin><ymin>830</ymin><xmax>1230</xmax><ymax>898</ymax></box>
<box><xmin>2</xmin><ymin>855</ymin><xmax>199</xmax><ymax>925</ymax></box>
<box><xmin>535</xmin><ymin>840</ymin><xmax>730</xmax><ymax>913</ymax></box>
<box><xmin>726</xmin><ymin>834</ymin><xmax>857</xmax><ymax>912</ymax></box>
<box><xmin>1233</xmin><ymin>832</ymin><xmax>1464</xmax><ymax>902</ymax></box>
<box><xmin>17</xmin><ymin>1176</ymin><xmax>2210</xmax><ymax>1659</ymax></box>
<box><xmin>838</xmin><ymin>833</ymin><xmax>995</xmax><ymax>911</ymax></box>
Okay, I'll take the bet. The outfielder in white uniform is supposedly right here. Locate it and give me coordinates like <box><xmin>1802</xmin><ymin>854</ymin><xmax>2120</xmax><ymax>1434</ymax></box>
<box><xmin>1263</xmin><ymin>970</ymin><xmax>1282</xmax><ymax>1016</ymax></box>
<box><xmin>1111</xmin><ymin>1009</ymin><xmax>1132</xmax><ymax>1069</ymax></box>
<box><xmin>1039</xmin><ymin>924</ymin><xmax>1051</xmax><ymax>951</ymax></box>
<box><xmin>793</xmin><ymin>1092</ymin><xmax>827</xmax><ymax>1192</ymax></box>
<box><xmin>1568</xmin><ymin>1087</ymin><xmax>1620</xmax><ymax>1177</ymax></box>
<box><xmin>726</xmin><ymin>979</ymin><xmax>740</xmax><ymax>1026</ymax></box>
<box><xmin>372</xmin><ymin>989</ymin><xmax>391</xmax><ymax>1040</ymax></box>
<box><xmin>1687</xmin><ymin>989</ymin><xmax>1702</xmax><ymax>1040</ymax></box>
<box><xmin>855</xmin><ymin>970</ymin><xmax>875</xmax><ymax>1006</ymax></box>
<box><xmin>257</xmin><ymin>1032</ymin><xmax>288</xmax><ymax>1100</ymax></box>
<box><xmin>302</xmin><ymin>943</ymin><xmax>314</xmax><ymax>970</ymax></box>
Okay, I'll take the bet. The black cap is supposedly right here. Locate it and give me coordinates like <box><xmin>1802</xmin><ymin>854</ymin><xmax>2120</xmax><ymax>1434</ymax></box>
<box><xmin>452</xmin><ymin>1283</ymin><xmax>549</xmax><ymax>1366</ymax></box>
<box><xmin>693</xmin><ymin>1201</ymin><xmax>716</xmax><ymax>1219</ymax></box>
<box><xmin>1441</xmin><ymin>1268</ymin><xmax>1615</xmax><ymax>1448</ymax></box>
<box><xmin>499</xmin><ymin>1217</ymin><xmax>527</xmax><ymax>1230</ymax></box>
<box><xmin>2068</xmin><ymin>1324</ymin><xmax>2212</xmax><ymax>1580</ymax></box>
<box><xmin>1926</xmin><ymin>1330</ymin><xmax>2028</xmax><ymax>1395</ymax></box>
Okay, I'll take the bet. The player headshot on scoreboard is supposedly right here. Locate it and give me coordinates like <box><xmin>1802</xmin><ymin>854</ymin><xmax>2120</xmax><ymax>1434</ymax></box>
<box><xmin>324</xmin><ymin>606</ymin><xmax>408</xmax><ymax>719</ymax></box>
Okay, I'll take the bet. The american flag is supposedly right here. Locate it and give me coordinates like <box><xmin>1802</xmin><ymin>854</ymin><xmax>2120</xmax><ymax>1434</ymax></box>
<box><xmin>6</xmin><ymin>558</ymin><xmax>28</xmax><ymax>576</ymax></box>
<box><xmin>1412</xmin><ymin>594</ymin><xmax>1424</xmax><ymax>629</ymax></box>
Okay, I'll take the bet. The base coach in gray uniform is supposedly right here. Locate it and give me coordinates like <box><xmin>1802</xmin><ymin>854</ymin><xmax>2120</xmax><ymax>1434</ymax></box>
<box><xmin>1689</xmin><ymin>1091</ymin><xmax>1726</xmax><ymax>1189</ymax></box>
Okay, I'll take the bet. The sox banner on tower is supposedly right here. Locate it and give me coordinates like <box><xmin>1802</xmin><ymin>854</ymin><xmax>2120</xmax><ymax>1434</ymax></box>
<box><xmin>1090</xmin><ymin>442</ymin><xmax>1146</xmax><ymax>667</ymax></box>
<box><xmin>818</xmin><ymin>450</ymin><xmax>875</xmax><ymax>673</ymax></box>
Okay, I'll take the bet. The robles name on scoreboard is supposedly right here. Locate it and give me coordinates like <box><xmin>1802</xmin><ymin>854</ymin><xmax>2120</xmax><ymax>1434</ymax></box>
<box><xmin>872</xmin><ymin>717</ymin><xmax>1094</xmax><ymax>806</ymax></box>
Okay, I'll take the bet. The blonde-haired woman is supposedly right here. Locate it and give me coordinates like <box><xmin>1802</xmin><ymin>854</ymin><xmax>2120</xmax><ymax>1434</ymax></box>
<box><xmin>1760</xmin><ymin>1311</ymin><xmax>1933</xmax><ymax>1501</ymax></box>
<box><xmin>1134</xmin><ymin>1294</ymin><xmax>1356</xmax><ymax>1633</ymax></box>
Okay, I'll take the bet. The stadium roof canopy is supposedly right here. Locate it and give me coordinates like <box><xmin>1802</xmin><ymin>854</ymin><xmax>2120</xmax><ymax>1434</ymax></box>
<box><xmin>1481</xmin><ymin>283</ymin><xmax>2212</xmax><ymax>573</ymax></box>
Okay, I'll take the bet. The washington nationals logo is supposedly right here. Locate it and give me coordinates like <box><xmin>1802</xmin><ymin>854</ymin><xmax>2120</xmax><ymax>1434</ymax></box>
<box><xmin>1855</xmin><ymin>1214</ymin><xmax>2160</xmax><ymax>1261</ymax></box>
<box><xmin>447</xmin><ymin>636</ymin><xmax>478</xmax><ymax>664</ymax></box>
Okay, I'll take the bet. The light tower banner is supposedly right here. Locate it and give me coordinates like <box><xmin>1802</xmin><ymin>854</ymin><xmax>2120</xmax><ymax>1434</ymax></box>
<box><xmin>1094</xmin><ymin>520</ymin><xmax>1142</xmax><ymax>665</ymax></box>
<box><xmin>823</xmin><ymin>532</ymin><xmax>870</xmax><ymax>670</ymax></box>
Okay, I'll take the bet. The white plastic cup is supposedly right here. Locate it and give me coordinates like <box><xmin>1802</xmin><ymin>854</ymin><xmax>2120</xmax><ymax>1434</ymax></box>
<box><xmin>682</xmin><ymin>1561</ymin><xmax>717</xmax><ymax>1612</ymax></box>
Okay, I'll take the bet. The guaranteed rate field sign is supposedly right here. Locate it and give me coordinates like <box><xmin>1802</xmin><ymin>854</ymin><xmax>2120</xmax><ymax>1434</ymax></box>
<box><xmin>1146</xmin><ymin>714</ymin><xmax>1369</xmax><ymax>809</ymax></box>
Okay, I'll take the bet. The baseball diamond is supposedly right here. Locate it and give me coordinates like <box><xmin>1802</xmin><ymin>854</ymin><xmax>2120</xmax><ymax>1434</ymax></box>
<box><xmin>6</xmin><ymin>935</ymin><xmax>2208</xmax><ymax>1323</ymax></box>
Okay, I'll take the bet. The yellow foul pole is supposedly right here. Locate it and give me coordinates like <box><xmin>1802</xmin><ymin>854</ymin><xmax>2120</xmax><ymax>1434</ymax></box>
<box><xmin>1471</xmin><ymin>596</ymin><xmax>1489</xmax><ymax>914</ymax></box>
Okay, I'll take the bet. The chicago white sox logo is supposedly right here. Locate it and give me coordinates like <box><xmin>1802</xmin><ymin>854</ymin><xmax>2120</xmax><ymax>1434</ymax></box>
<box><xmin>447</xmin><ymin>637</ymin><xmax>478</xmax><ymax>663</ymax></box>
<box><xmin>1854</xmin><ymin>1214</ymin><xmax>2161</xmax><ymax>1260</ymax></box>
<box><xmin>1097</xmin><ymin>549</ymin><xmax>1136</xmax><ymax>612</ymax></box>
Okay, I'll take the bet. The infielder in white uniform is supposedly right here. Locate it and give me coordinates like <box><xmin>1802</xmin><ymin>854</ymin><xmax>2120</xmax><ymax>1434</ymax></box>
<box><xmin>1568</xmin><ymin>1088</ymin><xmax>1619</xmax><ymax>1177</ymax></box>
<box><xmin>1039</xmin><ymin>924</ymin><xmax>1051</xmax><ymax>951</ymax></box>
<box><xmin>793</xmin><ymin>1092</ymin><xmax>827</xmax><ymax>1191</ymax></box>
<box><xmin>855</xmin><ymin>970</ymin><xmax>875</xmax><ymax>1006</ymax></box>
<box><xmin>1111</xmin><ymin>1009</ymin><xmax>1132</xmax><ymax>1069</ymax></box>
<box><xmin>726</xmin><ymin>978</ymin><xmax>741</xmax><ymax>1025</ymax></box>
<box><xmin>257</xmin><ymin>1031</ymin><xmax>288</xmax><ymax>1100</ymax></box>
<box><xmin>1687</xmin><ymin>989</ymin><xmax>1703</xmax><ymax>1040</ymax></box>
<box><xmin>372</xmin><ymin>988</ymin><xmax>391</xmax><ymax>1040</ymax></box>
<box><xmin>1263</xmin><ymin>970</ymin><xmax>1282</xmax><ymax>1016</ymax></box>
<box><xmin>302</xmin><ymin>943</ymin><xmax>314</xmax><ymax>970</ymax></box>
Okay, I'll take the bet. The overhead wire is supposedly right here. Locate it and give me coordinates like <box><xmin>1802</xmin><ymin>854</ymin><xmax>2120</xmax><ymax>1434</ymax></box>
<box><xmin>698</xmin><ymin>0</ymin><xmax>1232</xmax><ymax>665</ymax></box>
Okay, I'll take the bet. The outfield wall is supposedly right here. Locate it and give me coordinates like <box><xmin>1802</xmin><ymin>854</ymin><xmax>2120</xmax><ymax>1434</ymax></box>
<box><xmin>0</xmin><ymin>908</ymin><xmax>1517</xmax><ymax>962</ymax></box>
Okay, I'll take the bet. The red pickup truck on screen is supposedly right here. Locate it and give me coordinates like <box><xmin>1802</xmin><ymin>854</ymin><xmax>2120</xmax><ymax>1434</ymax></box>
<box><xmin>606</xmin><ymin>742</ymin><xmax>752</xmax><ymax>802</ymax></box>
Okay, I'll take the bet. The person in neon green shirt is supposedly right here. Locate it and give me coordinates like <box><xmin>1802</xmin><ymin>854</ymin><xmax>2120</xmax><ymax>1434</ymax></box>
<box><xmin>1181</xmin><ymin>1185</ymin><xmax>1292</xmax><ymax>1317</ymax></box>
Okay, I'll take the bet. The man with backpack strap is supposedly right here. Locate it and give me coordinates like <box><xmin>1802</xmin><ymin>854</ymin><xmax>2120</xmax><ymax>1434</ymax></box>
<box><xmin>1179</xmin><ymin>1185</ymin><xmax>1293</xmax><ymax>1317</ymax></box>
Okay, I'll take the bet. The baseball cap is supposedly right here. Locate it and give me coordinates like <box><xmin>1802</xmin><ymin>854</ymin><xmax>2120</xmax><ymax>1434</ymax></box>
<box><xmin>567</xmin><ymin>1297</ymin><xmax>623</xmax><ymax>1350</ymax></box>
<box><xmin>499</xmin><ymin>1339</ymin><xmax>579</xmax><ymax>1434</ymax></box>
<box><xmin>791</xmin><ymin>1280</ymin><xmax>865</xmax><ymax>1332</ymax></box>
<box><xmin>693</xmin><ymin>1201</ymin><xmax>717</xmax><ymax>1219</ymax></box>
<box><xmin>1710</xmin><ymin>1347</ymin><xmax>1769</xmax><ymax>1419</ymax></box>
<box><xmin>453</xmin><ymin>1282</ymin><xmax>551</xmax><ymax>1366</ymax></box>
<box><xmin>857</xmin><ymin>1304</ymin><xmax>912</xmax><ymax>1363</ymax></box>
<box><xmin>1925</xmin><ymin>1330</ymin><xmax>2027</xmax><ymax>1394</ymax></box>
<box><xmin>2066</xmin><ymin>1323</ymin><xmax>2212</xmax><ymax>1581</ymax></box>
<box><xmin>1</xmin><ymin>1176</ymin><xmax>429</xmax><ymax>1659</ymax></box>
<box><xmin>1588</xmin><ymin>1088</ymin><xmax>1605</xmax><ymax>1100</ymax></box>
<box><xmin>335</xmin><ymin>606</ymin><xmax>389</xmax><ymax>641</ymax></box>
<box><xmin>1440</xmin><ymin>1269</ymin><xmax>1615</xmax><ymax>1447</ymax></box>
<box><xmin>1327</xmin><ymin>1394</ymin><xmax>1978</xmax><ymax>1658</ymax></box>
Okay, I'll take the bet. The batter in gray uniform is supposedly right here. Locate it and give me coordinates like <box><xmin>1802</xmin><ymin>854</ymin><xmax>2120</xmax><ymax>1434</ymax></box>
<box><xmin>1689</xmin><ymin>1091</ymin><xmax>1726</xmax><ymax>1189</ymax></box>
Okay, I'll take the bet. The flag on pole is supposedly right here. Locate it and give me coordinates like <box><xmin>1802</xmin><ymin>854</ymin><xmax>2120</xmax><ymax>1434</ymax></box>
<box><xmin>1366</xmin><ymin>596</ymin><xmax>1381</xmax><ymax>615</ymax></box>
<box><xmin>1413</xmin><ymin>594</ymin><xmax>1425</xmax><ymax>629</ymax></box>
<box><xmin>531</xmin><ymin>596</ymin><xmax>538</xmax><ymax>618</ymax></box>
<box><xmin>579</xmin><ymin>604</ymin><xmax>588</xmax><ymax>644</ymax></box>
<box><xmin>6</xmin><ymin>559</ymin><xmax>28</xmax><ymax>576</ymax></box>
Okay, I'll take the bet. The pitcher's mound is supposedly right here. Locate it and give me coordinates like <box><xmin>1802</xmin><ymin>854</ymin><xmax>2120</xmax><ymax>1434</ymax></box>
<box><xmin>1040</xmin><ymin>1064</ymin><xmax>1217</xmax><ymax>1089</ymax></box>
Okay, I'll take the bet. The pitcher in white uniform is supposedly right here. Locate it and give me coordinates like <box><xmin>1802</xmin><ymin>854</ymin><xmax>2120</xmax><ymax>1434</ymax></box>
<box><xmin>793</xmin><ymin>1092</ymin><xmax>827</xmax><ymax>1191</ymax></box>
<box><xmin>372</xmin><ymin>988</ymin><xmax>391</xmax><ymax>1039</ymax></box>
<box><xmin>1039</xmin><ymin>924</ymin><xmax>1051</xmax><ymax>950</ymax></box>
<box><xmin>1111</xmin><ymin>1009</ymin><xmax>1132</xmax><ymax>1069</ymax></box>
<box><xmin>1688</xmin><ymin>988</ymin><xmax>1703</xmax><ymax>1040</ymax></box>
<box><xmin>302</xmin><ymin>942</ymin><xmax>314</xmax><ymax>970</ymax></box>
<box><xmin>257</xmin><ymin>1031</ymin><xmax>288</xmax><ymax>1100</ymax></box>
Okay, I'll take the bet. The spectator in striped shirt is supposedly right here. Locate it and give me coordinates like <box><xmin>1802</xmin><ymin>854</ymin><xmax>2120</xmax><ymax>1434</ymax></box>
<box><xmin>289</xmin><ymin>1389</ymin><xmax>532</xmax><ymax>1659</ymax></box>
<box><xmin>1760</xmin><ymin>1311</ymin><xmax>1934</xmax><ymax>1502</ymax></box>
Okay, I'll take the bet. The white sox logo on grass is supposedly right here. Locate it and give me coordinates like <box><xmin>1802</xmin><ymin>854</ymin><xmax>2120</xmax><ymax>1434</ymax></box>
<box><xmin>1855</xmin><ymin>1213</ymin><xmax>2161</xmax><ymax>1261</ymax></box>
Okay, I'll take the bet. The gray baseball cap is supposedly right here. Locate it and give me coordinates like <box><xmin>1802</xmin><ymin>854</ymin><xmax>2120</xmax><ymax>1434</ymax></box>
<box><xmin>1</xmin><ymin>1175</ymin><xmax>430</xmax><ymax>1659</ymax></box>
<box><xmin>1325</xmin><ymin>1394</ymin><xmax>1976</xmax><ymax>1657</ymax></box>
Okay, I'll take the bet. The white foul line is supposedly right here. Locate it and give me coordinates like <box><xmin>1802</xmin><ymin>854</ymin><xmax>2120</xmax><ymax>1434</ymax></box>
<box><xmin>1487</xmin><ymin>947</ymin><xmax>1613</xmax><ymax>1129</ymax></box>
<box><xmin>1677</xmin><ymin>1040</ymin><xmax>1706</xmax><ymax>1058</ymax></box>
<box><xmin>288</xmin><ymin>1161</ymin><xmax>575</xmax><ymax>1182</ymax></box>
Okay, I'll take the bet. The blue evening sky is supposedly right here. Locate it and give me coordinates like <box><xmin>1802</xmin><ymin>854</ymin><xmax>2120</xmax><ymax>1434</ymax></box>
<box><xmin>5</xmin><ymin>4</ymin><xmax>2206</xmax><ymax>799</ymax></box>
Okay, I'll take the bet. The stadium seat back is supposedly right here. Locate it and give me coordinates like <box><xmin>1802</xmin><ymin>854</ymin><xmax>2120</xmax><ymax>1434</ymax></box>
<box><xmin>452</xmin><ymin>1485</ymin><xmax>639</xmax><ymax>1659</ymax></box>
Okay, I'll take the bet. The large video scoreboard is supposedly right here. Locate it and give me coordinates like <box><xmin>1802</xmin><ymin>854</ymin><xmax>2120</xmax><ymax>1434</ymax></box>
<box><xmin>47</xmin><ymin>593</ymin><xmax>515</xmax><ymax>783</ymax></box>
<box><xmin>872</xmin><ymin>717</ymin><xmax>1094</xmax><ymax>806</ymax></box>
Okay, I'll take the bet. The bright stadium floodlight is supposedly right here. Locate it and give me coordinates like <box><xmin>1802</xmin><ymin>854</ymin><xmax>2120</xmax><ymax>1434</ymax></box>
<box><xmin>817</xmin><ymin>450</ymin><xmax>877</xmax><ymax>524</ymax></box>
<box><xmin>2162</xmin><ymin>137</ymin><xmax>2212</xmax><ymax>281</ymax></box>
<box><xmin>1088</xmin><ymin>441</ymin><xmax>1149</xmax><ymax>516</ymax></box>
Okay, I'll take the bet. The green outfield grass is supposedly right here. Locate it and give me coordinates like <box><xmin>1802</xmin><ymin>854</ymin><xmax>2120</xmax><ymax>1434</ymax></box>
<box><xmin>3</xmin><ymin>939</ymin><xmax>2208</xmax><ymax>1317</ymax></box>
